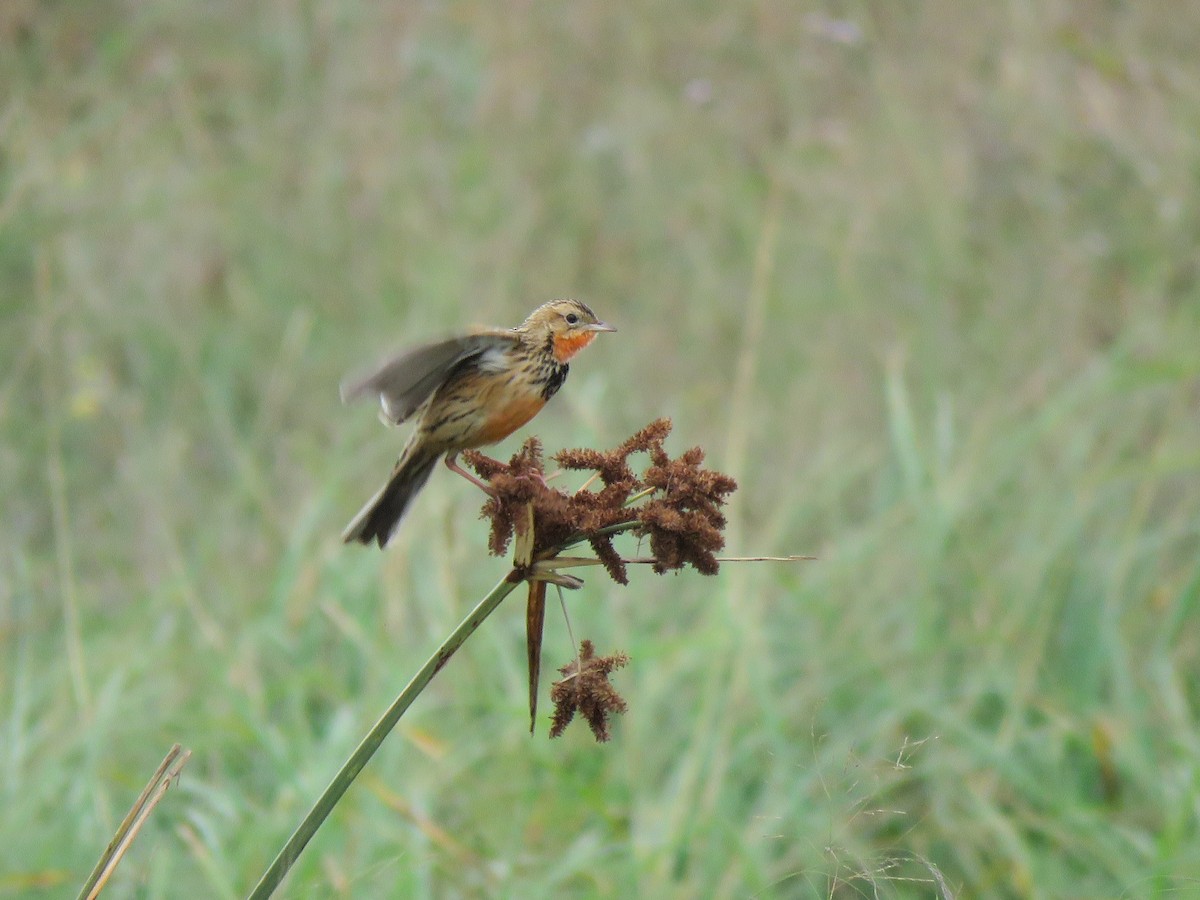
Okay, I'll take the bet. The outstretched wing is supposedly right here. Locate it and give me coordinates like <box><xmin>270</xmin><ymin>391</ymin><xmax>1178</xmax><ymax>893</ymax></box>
<box><xmin>340</xmin><ymin>332</ymin><xmax>516</xmax><ymax>425</ymax></box>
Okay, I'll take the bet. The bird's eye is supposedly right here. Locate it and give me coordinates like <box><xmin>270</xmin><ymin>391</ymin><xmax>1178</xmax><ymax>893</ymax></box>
<box><xmin>564</xmin><ymin>313</ymin><xmax>579</xmax><ymax>325</ymax></box>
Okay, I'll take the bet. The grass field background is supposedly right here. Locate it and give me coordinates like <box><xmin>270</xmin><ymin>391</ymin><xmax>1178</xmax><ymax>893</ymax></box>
<box><xmin>4</xmin><ymin>2</ymin><xmax>1200</xmax><ymax>897</ymax></box>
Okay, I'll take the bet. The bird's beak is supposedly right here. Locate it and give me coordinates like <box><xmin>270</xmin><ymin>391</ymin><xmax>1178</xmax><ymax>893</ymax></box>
<box><xmin>589</xmin><ymin>321</ymin><xmax>617</xmax><ymax>333</ymax></box>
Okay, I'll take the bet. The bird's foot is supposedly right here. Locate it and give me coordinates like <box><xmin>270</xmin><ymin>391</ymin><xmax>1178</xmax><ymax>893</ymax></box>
<box><xmin>445</xmin><ymin>453</ymin><xmax>496</xmax><ymax>495</ymax></box>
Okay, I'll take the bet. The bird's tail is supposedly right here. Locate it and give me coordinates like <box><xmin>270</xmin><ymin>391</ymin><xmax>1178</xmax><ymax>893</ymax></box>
<box><xmin>342</xmin><ymin>441</ymin><xmax>441</xmax><ymax>548</ymax></box>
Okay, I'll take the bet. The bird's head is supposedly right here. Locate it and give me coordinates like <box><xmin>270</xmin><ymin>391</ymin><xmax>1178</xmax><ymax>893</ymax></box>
<box><xmin>520</xmin><ymin>299</ymin><xmax>616</xmax><ymax>363</ymax></box>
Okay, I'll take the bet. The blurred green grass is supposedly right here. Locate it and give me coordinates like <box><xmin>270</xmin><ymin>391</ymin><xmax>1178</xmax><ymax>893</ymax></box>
<box><xmin>3</xmin><ymin>1</ymin><xmax>1200</xmax><ymax>896</ymax></box>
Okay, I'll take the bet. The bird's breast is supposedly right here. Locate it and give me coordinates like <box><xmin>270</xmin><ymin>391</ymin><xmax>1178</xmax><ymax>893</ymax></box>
<box><xmin>472</xmin><ymin>392</ymin><xmax>549</xmax><ymax>445</ymax></box>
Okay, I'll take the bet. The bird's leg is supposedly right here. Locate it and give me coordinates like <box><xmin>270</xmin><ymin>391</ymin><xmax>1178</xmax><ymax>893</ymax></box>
<box><xmin>444</xmin><ymin>452</ymin><xmax>549</xmax><ymax>494</ymax></box>
<box><xmin>444</xmin><ymin>453</ymin><xmax>496</xmax><ymax>495</ymax></box>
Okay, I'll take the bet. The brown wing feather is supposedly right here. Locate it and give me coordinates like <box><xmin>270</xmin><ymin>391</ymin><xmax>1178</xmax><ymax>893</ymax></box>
<box><xmin>340</xmin><ymin>332</ymin><xmax>517</xmax><ymax>425</ymax></box>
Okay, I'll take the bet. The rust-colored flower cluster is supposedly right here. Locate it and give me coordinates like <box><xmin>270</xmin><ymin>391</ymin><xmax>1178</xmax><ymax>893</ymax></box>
<box><xmin>549</xmin><ymin>641</ymin><xmax>629</xmax><ymax>742</ymax></box>
<box><xmin>461</xmin><ymin>418</ymin><xmax>738</xmax><ymax>742</ymax></box>
<box><xmin>463</xmin><ymin>418</ymin><xmax>738</xmax><ymax>582</ymax></box>
<box><xmin>639</xmin><ymin>442</ymin><xmax>736</xmax><ymax>575</ymax></box>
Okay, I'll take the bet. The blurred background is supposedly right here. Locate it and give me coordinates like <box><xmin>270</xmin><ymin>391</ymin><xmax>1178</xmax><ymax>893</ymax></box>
<box><xmin>3</xmin><ymin>1</ymin><xmax>1200</xmax><ymax>896</ymax></box>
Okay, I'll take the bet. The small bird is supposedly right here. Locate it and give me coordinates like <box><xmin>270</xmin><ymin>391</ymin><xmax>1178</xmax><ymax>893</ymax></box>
<box><xmin>341</xmin><ymin>299</ymin><xmax>615</xmax><ymax>547</ymax></box>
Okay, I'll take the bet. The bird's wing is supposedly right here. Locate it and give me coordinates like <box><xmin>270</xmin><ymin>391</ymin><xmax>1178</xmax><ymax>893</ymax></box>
<box><xmin>340</xmin><ymin>331</ymin><xmax>517</xmax><ymax>425</ymax></box>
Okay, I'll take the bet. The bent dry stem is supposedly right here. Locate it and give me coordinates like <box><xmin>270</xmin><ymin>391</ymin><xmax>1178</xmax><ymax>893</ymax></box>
<box><xmin>78</xmin><ymin>744</ymin><xmax>191</xmax><ymax>900</ymax></box>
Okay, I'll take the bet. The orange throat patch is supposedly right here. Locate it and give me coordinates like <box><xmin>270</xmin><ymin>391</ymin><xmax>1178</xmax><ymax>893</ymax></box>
<box><xmin>552</xmin><ymin>331</ymin><xmax>597</xmax><ymax>363</ymax></box>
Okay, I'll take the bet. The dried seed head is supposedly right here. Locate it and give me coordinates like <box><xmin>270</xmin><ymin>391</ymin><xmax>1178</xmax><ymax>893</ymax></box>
<box><xmin>549</xmin><ymin>640</ymin><xmax>630</xmax><ymax>742</ymax></box>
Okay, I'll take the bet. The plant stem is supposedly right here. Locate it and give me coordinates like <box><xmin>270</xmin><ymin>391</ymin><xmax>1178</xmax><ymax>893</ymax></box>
<box><xmin>78</xmin><ymin>745</ymin><xmax>190</xmax><ymax>900</ymax></box>
<box><xmin>247</xmin><ymin>572</ymin><xmax>523</xmax><ymax>899</ymax></box>
<box><xmin>543</xmin><ymin>519</ymin><xmax>641</xmax><ymax>557</ymax></box>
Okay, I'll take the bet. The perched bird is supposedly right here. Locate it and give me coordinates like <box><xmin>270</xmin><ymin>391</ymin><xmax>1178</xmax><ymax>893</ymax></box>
<box><xmin>341</xmin><ymin>299</ymin><xmax>615</xmax><ymax>547</ymax></box>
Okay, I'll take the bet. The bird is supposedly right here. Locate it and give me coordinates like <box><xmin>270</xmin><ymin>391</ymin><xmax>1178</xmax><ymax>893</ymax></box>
<box><xmin>340</xmin><ymin>298</ymin><xmax>615</xmax><ymax>547</ymax></box>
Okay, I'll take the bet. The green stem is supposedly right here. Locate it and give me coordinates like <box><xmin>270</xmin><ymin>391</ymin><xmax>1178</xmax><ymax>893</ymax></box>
<box><xmin>543</xmin><ymin>519</ymin><xmax>641</xmax><ymax>557</ymax></box>
<box><xmin>247</xmin><ymin>572</ymin><xmax>523</xmax><ymax>899</ymax></box>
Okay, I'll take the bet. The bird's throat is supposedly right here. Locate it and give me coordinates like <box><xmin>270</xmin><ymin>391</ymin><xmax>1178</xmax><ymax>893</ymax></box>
<box><xmin>552</xmin><ymin>331</ymin><xmax>597</xmax><ymax>363</ymax></box>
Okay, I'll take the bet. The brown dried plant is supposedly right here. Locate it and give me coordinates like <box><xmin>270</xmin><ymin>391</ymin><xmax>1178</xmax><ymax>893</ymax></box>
<box><xmin>549</xmin><ymin>641</ymin><xmax>629</xmax><ymax>742</ymax></box>
<box><xmin>248</xmin><ymin>421</ymin><xmax>794</xmax><ymax>898</ymax></box>
<box><xmin>461</xmin><ymin>418</ymin><xmax>739</xmax><ymax>740</ymax></box>
<box><xmin>464</xmin><ymin>418</ymin><xmax>737</xmax><ymax>581</ymax></box>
